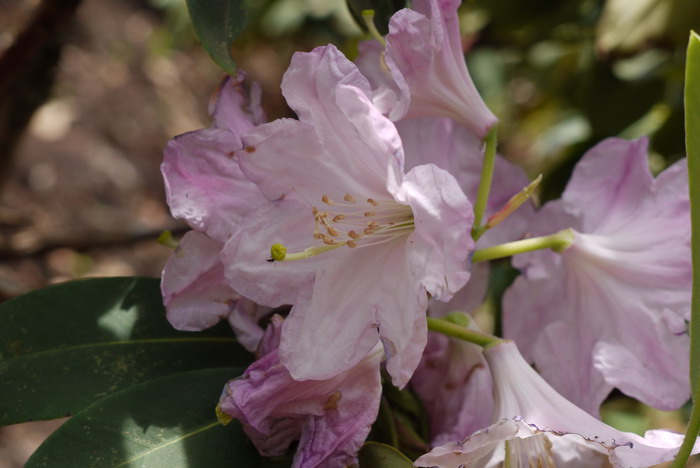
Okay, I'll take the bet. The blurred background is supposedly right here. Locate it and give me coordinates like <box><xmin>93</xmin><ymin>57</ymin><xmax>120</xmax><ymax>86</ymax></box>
<box><xmin>0</xmin><ymin>0</ymin><xmax>698</xmax><ymax>465</ymax></box>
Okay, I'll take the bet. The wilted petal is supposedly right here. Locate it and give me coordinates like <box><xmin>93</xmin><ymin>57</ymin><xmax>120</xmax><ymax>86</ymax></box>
<box><xmin>161</xmin><ymin>231</ymin><xmax>237</xmax><ymax>331</ymax></box>
<box><xmin>218</xmin><ymin>335</ymin><xmax>383</xmax><ymax>468</ymax></box>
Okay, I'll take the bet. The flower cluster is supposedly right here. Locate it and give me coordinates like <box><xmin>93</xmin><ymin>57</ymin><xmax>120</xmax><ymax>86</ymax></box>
<box><xmin>160</xmin><ymin>1</ymin><xmax>698</xmax><ymax>467</ymax></box>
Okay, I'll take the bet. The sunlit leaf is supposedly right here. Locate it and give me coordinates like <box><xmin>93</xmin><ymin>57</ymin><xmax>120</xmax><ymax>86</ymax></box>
<box><xmin>26</xmin><ymin>368</ymin><xmax>291</xmax><ymax>467</ymax></box>
<box><xmin>0</xmin><ymin>277</ymin><xmax>252</xmax><ymax>425</ymax></box>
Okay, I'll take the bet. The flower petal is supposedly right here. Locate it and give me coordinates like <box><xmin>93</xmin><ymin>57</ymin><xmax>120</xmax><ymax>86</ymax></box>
<box><xmin>209</xmin><ymin>73</ymin><xmax>266</xmax><ymax>131</ymax></box>
<box><xmin>396</xmin><ymin>163</ymin><xmax>474</xmax><ymax>301</ymax></box>
<box><xmin>385</xmin><ymin>0</ymin><xmax>497</xmax><ymax>136</ymax></box>
<box><xmin>219</xmin><ymin>340</ymin><xmax>383</xmax><ymax>468</ymax></box>
<box><xmin>222</xmin><ymin>199</ymin><xmax>322</xmax><ymax>307</ymax></box>
<box><xmin>279</xmin><ymin>240</ymin><xmax>425</xmax><ymax>388</ymax></box>
<box><xmin>161</xmin><ymin>231</ymin><xmax>237</xmax><ymax>331</ymax></box>
<box><xmin>162</xmin><ymin>128</ymin><xmax>266</xmax><ymax>242</ymax></box>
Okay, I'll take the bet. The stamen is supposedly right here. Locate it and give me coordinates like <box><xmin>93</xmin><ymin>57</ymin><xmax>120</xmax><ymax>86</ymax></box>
<box><xmin>333</xmin><ymin>215</ymin><xmax>346</xmax><ymax>222</ymax></box>
<box><xmin>348</xmin><ymin>230</ymin><xmax>361</xmax><ymax>239</ymax></box>
<box><xmin>344</xmin><ymin>194</ymin><xmax>357</xmax><ymax>203</ymax></box>
<box><xmin>367</xmin><ymin>198</ymin><xmax>379</xmax><ymax>206</ymax></box>
<box><xmin>364</xmin><ymin>211</ymin><xmax>376</xmax><ymax>217</ymax></box>
<box><xmin>327</xmin><ymin>226</ymin><xmax>340</xmax><ymax>237</ymax></box>
<box><xmin>320</xmin><ymin>235</ymin><xmax>337</xmax><ymax>245</ymax></box>
<box><xmin>322</xmin><ymin>194</ymin><xmax>334</xmax><ymax>205</ymax></box>
<box><xmin>347</xmin><ymin>240</ymin><xmax>357</xmax><ymax>248</ymax></box>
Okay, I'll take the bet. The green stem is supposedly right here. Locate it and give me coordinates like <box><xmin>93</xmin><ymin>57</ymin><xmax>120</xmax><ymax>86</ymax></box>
<box><xmin>471</xmin><ymin>127</ymin><xmax>498</xmax><ymax>240</ymax></box>
<box><xmin>426</xmin><ymin>317</ymin><xmax>502</xmax><ymax>348</ymax></box>
<box><xmin>362</xmin><ymin>10</ymin><xmax>386</xmax><ymax>46</ymax></box>
<box><xmin>471</xmin><ymin>228</ymin><xmax>574</xmax><ymax>263</ymax></box>
<box><xmin>670</xmin><ymin>30</ymin><xmax>700</xmax><ymax>468</ymax></box>
<box><xmin>670</xmin><ymin>378</ymin><xmax>700</xmax><ymax>467</ymax></box>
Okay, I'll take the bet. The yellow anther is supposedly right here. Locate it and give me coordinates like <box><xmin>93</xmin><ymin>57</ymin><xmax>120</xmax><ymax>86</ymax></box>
<box><xmin>332</xmin><ymin>214</ymin><xmax>346</xmax><ymax>222</ymax></box>
<box><xmin>270</xmin><ymin>243</ymin><xmax>287</xmax><ymax>261</ymax></box>
<box><xmin>364</xmin><ymin>211</ymin><xmax>376</xmax><ymax>217</ymax></box>
<box><xmin>367</xmin><ymin>198</ymin><xmax>379</xmax><ymax>206</ymax></box>
<box><xmin>347</xmin><ymin>240</ymin><xmax>357</xmax><ymax>248</ymax></box>
<box><xmin>322</xmin><ymin>194</ymin><xmax>334</xmax><ymax>205</ymax></box>
<box><xmin>344</xmin><ymin>194</ymin><xmax>357</xmax><ymax>203</ymax></box>
<box><xmin>364</xmin><ymin>227</ymin><xmax>374</xmax><ymax>235</ymax></box>
<box><xmin>327</xmin><ymin>226</ymin><xmax>339</xmax><ymax>237</ymax></box>
<box><xmin>348</xmin><ymin>230</ymin><xmax>361</xmax><ymax>239</ymax></box>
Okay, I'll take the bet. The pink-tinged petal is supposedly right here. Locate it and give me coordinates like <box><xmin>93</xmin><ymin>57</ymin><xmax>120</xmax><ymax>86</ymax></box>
<box><xmin>209</xmin><ymin>73</ymin><xmax>266</xmax><ymax>131</ymax></box>
<box><xmin>355</xmin><ymin>39</ymin><xmax>405</xmax><ymax>117</ymax></box>
<box><xmin>593</xmin><ymin>323</ymin><xmax>690</xmax><ymax>411</ymax></box>
<box><xmin>416</xmin><ymin>341</ymin><xmax>700</xmax><ymax>468</ymax></box>
<box><xmin>428</xmin><ymin>260</ymin><xmax>490</xmax><ymax>318</ymax></box>
<box><xmin>221</xmin><ymin>199</ymin><xmax>322</xmax><ymax>308</ymax></box>
<box><xmin>227</xmin><ymin>298</ymin><xmax>272</xmax><ymax>353</ymax></box>
<box><xmin>218</xmin><ymin>340</ymin><xmax>383</xmax><ymax>468</ymax></box>
<box><xmin>240</xmin><ymin>46</ymin><xmax>404</xmax><ymax>205</ymax></box>
<box><xmin>280</xmin><ymin>240</ymin><xmax>424</xmax><ymax>388</ymax></box>
<box><xmin>412</xmin><ymin>329</ymin><xmax>493</xmax><ymax>447</ymax></box>
<box><xmin>162</xmin><ymin>128</ymin><xmax>266</xmax><ymax>242</ymax></box>
<box><xmin>561</xmin><ymin>137</ymin><xmax>653</xmax><ymax>234</ymax></box>
<box><xmin>398</xmin><ymin>116</ymin><xmax>533</xmax><ymax>248</ymax></box>
<box><xmin>385</xmin><ymin>0</ymin><xmax>497</xmax><ymax>137</ymax></box>
<box><xmin>504</xmin><ymin>137</ymin><xmax>691</xmax><ymax>413</ymax></box>
<box><xmin>161</xmin><ymin>231</ymin><xmax>237</xmax><ymax>331</ymax></box>
<box><xmin>396</xmin><ymin>164</ymin><xmax>473</xmax><ymax>301</ymax></box>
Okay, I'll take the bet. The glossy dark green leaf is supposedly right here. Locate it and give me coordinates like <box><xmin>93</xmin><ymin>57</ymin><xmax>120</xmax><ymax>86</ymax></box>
<box><xmin>0</xmin><ymin>277</ymin><xmax>252</xmax><ymax>424</ymax></box>
<box><xmin>186</xmin><ymin>0</ymin><xmax>247</xmax><ymax>74</ymax></box>
<box><xmin>358</xmin><ymin>442</ymin><xmax>413</xmax><ymax>468</ymax></box>
<box><xmin>26</xmin><ymin>368</ymin><xmax>291</xmax><ymax>467</ymax></box>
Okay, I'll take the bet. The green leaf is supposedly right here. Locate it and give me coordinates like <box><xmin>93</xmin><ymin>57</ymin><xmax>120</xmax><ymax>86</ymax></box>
<box><xmin>0</xmin><ymin>277</ymin><xmax>252</xmax><ymax>425</ymax></box>
<box><xmin>358</xmin><ymin>442</ymin><xmax>413</xmax><ymax>468</ymax></box>
<box><xmin>186</xmin><ymin>0</ymin><xmax>247</xmax><ymax>74</ymax></box>
<box><xmin>670</xmin><ymin>29</ymin><xmax>700</xmax><ymax>468</ymax></box>
<box><xmin>26</xmin><ymin>368</ymin><xmax>291</xmax><ymax>467</ymax></box>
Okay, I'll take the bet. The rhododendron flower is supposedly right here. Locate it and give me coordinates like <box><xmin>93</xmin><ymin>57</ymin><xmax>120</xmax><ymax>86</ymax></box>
<box><xmin>359</xmin><ymin>0</ymin><xmax>497</xmax><ymax>137</ymax></box>
<box><xmin>160</xmin><ymin>74</ymin><xmax>270</xmax><ymax>351</ymax></box>
<box><xmin>222</xmin><ymin>44</ymin><xmax>475</xmax><ymax>388</ymax></box>
<box><xmin>217</xmin><ymin>315</ymin><xmax>383</xmax><ymax>468</ymax></box>
<box><xmin>503</xmin><ymin>137</ymin><xmax>691</xmax><ymax>415</ymax></box>
<box><xmin>415</xmin><ymin>341</ymin><xmax>699</xmax><ymax>468</ymax></box>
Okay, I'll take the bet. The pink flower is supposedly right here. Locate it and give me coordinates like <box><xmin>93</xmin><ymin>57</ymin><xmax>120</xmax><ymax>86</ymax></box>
<box><xmin>415</xmin><ymin>341</ymin><xmax>699</xmax><ymax>468</ymax></box>
<box><xmin>363</xmin><ymin>0</ymin><xmax>497</xmax><ymax>137</ymax></box>
<box><xmin>222</xmin><ymin>44</ymin><xmax>475</xmax><ymax>388</ymax></box>
<box><xmin>160</xmin><ymin>74</ymin><xmax>270</xmax><ymax>351</ymax></box>
<box><xmin>218</xmin><ymin>316</ymin><xmax>383</xmax><ymax>468</ymax></box>
<box><xmin>503</xmin><ymin>137</ymin><xmax>691</xmax><ymax>415</ymax></box>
